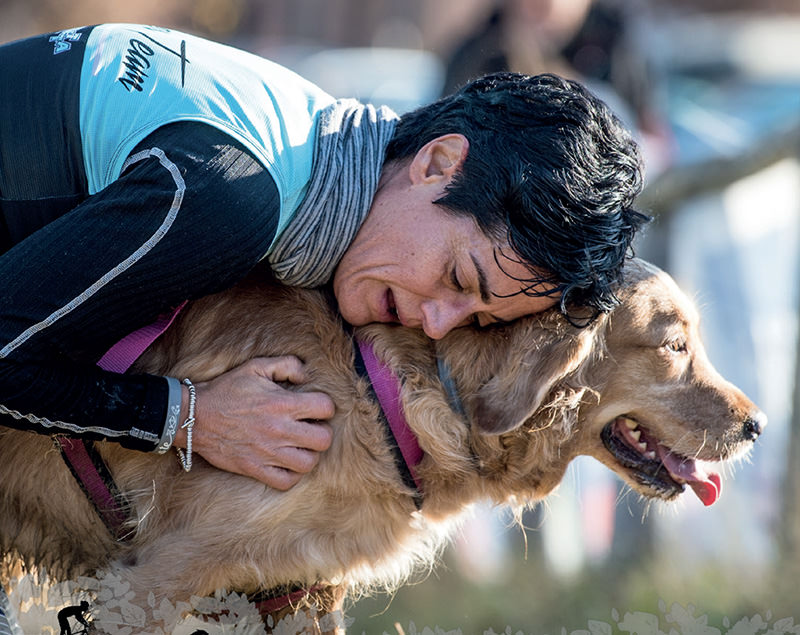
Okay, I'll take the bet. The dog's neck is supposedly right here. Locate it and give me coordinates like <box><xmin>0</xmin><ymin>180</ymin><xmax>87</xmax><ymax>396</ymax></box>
<box><xmin>435</xmin><ymin>355</ymin><xmax>467</xmax><ymax>420</ymax></box>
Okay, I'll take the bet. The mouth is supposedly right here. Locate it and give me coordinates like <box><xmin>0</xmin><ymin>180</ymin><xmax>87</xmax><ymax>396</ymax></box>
<box><xmin>383</xmin><ymin>288</ymin><xmax>415</xmax><ymax>328</ymax></box>
<box><xmin>601</xmin><ymin>417</ymin><xmax>722</xmax><ymax>506</ymax></box>
<box><xmin>383</xmin><ymin>289</ymin><xmax>399</xmax><ymax>323</ymax></box>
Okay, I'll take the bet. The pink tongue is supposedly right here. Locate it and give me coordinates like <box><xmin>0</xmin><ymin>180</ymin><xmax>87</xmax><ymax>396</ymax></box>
<box><xmin>690</xmin><ymin>473</ymin><xmax>722</xmax><ymax>507</ymax></box>
<box><xmin>659</xmin><ymin>449</ymin><xmax>722</xmax><ymax>506</ymax></box>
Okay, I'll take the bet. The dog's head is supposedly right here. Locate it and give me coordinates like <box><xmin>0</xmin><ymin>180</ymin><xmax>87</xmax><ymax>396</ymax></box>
<box><xmin>449</xmin><ymin>259</ymin><xmax>765</xmax><ymax>507</ymax></box>
<box><xmin>576</xmin><ymin>259</ymin><xmax>765</xmax><ymax>506</ymax></box>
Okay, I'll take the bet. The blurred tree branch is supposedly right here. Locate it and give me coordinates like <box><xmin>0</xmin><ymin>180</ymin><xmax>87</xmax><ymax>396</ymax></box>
<box><xmin>639</xmin><ymin>119</ymin><xmax>800</xmax><ymax>216</ymax></box>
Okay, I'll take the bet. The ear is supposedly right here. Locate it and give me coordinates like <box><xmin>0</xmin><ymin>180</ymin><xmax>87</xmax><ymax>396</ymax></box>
<box><xmin>469</xmin><ymin>318</ymin><xmax>600</xmax><ymax>435</ymax></box>
<box><xmin>408</xmin><ymin>134</ymin><xmax>469</xmax><ymax>185</ymax></box>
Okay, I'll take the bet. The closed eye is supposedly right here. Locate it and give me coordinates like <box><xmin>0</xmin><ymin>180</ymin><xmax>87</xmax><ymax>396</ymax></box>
<box><xmin>449</xmin><ymin>265</ymin><xmax>506</xmax><ymax>328</ymax></box>
<box><xmin>450</xmin><ymin>267</ymin><xmax>467</xmax><ymax>293</ymax></box>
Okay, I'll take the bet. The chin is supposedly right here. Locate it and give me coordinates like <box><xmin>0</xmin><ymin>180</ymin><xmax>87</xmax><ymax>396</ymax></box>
<box><xmin>334</xmin><ymin>293</ymin><xmax>369</xmax><ymax>327</ymax></box>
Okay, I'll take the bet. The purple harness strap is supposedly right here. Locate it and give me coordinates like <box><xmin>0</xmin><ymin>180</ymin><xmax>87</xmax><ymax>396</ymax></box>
<box><xmin>96</xmin><ymin>301</ymin><xmax>187</xmax><ymax>373</ymax></box>
<box><xmin>57</xmin><ymin>302</ymin><xmax>186</xmax><ymax>539</ymax></box>
<box><xmin>57</xmin><ymin>437</ymin><xmax>131</xmax><ymax>539</ymax></box>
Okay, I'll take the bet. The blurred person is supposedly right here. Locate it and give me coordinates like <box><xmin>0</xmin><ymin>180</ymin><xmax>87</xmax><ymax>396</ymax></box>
<box><xmin>0</xmin><ymin>24</ymin><xmax>647</xmax><ymax>490</ymax></box>
<box><xmin>443</xmin><ymin>0</ymin><xmax>673</xmax><ymax>171</ymax></box>
<box><xmin>444</xmin><ymin>0</ymin><xmax>594</xmax><ymax>94</ymax></box>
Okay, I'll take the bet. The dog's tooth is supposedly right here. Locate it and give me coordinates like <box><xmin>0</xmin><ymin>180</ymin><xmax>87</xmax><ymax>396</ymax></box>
<box><xmin>630</xmin><ymin>429</ymin><xmax>641</xmax><ymax>442</ymax></box>
<box><xmin>624</xmin><ymin>419</ymin><xmax>638</xmax><ymax>430</ymax></box>
<box><xmin>646</xmin><ymin>451</ymin><xmax>657</xmax><ymax>460</ymax></box>
<box><xmin>638</xmin><ymin>442</ymin><xmax>648</xmax><ymax>452</ymax></box>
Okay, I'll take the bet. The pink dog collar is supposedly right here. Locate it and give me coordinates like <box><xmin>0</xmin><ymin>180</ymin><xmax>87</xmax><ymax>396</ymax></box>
<box><xmin>355</xmin><ymin>338</ymin><xmax>424</xmax><ymax>498</ymax></box>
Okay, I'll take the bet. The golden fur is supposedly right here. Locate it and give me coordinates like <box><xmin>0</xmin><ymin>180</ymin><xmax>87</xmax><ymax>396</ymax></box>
<box><xmin>0</xmin><ymin>259</ymin><xmax>763</xmax><ymax>631</ymax></box>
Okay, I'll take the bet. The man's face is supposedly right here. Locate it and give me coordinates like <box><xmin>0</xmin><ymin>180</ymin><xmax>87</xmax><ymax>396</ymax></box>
<box><xmin>332</xmin><ymin>135</ymin><xmax>559</xmax><ymax>339</ymax></box>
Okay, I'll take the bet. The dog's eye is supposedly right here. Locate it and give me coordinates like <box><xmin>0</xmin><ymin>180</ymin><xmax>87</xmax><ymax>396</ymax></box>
<box><xmin>665</xmin><ymin>339</ymin><xmax>687</xmax><ymax>353</ymax></box>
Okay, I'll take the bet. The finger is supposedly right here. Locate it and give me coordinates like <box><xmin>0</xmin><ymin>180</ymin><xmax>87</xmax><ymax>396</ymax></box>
<box><xmin>249</xmin><ymin>356</ymin><xmax>307</xmax><ymax>384</ymax></box>
<box><xmin>236</xmin><ymin>446</ymin><xmax>320</xmax><ymax>489</ymax></box>
<box><xmin>285</xmin><ymin>420</ymin><xmax>333</xmax><ymax>452</ymax></box>
<box><xmin>247</xmin><ymin>388</ymin><xmax>334</xmax><ymax>423</ymax></box>
<box><xmin>275</xmin><ymin>445</ymin><xmax>322</xmax><ymax>475</ymax></box>
<box><xmin>259</xmin><ymin>466</ymin><xmax>304</xmax><ymax>491</ymax></box>
<box><xmin>293</xmin><ymin>391</ymin><xmax>336</xmax><ymax>421</ymax></box>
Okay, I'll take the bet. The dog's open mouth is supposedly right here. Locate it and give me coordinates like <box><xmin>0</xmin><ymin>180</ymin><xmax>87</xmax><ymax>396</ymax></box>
<box><xmin>601</xmin><ymin>417</ymin><xmax>722</xmax><ymax>506</ymax></box>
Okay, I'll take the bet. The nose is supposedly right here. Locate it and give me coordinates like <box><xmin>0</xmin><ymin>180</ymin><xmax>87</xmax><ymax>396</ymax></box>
<box><xmin>419</xmin><ymin>299</ymin><xmax>470</xmax><ymax>340</ymax></box>
<box><xmin>743</xmin><ymin>411</ymin><xmax>767</xmax><ymax>441</ymax></box>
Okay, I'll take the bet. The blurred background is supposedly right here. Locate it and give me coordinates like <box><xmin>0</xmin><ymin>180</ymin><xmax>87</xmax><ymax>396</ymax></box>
<box><xmin>3</xmin><ymin>0</ymin><xmax>800</xmax><ymax>632</ymax></box>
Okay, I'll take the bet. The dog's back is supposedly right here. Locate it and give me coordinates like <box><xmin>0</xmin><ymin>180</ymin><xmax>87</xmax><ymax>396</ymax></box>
<box><xmin>0</xmin><ymin>279</ymin><xmax>459</xmax><ymax>601</ymax></box>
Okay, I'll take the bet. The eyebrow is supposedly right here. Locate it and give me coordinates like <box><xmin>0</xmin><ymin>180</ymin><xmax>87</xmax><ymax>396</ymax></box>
<box><xmin>470</xmin><ymin>253</ymin><xmax>492</xmax><ymax>304</ymax></box>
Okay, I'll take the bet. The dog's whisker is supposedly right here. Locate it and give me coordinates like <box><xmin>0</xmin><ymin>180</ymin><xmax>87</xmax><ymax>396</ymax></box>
<box><xmin>613</xmin><ymin>483</ymin><xmax>640</xmax><ymax>517</ymax></box>
<box><xmin>697</xmin><ymin>430</ymin><xmax>709</xmax><ymax>459</ymax></box>
<box><xmin>639</xmin><ymin>497</ymin><xmax>653</xmax><ymax>522</ymax></box>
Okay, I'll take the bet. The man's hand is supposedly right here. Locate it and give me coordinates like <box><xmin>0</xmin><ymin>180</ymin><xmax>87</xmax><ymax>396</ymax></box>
<box><xmin>174</xmin><ymin>356</ymin><xmax>334</xmax><ymax>489</ymax></box>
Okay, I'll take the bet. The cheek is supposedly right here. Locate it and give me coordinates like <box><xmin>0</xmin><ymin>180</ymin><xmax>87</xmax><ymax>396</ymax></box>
<box><xmin>534</xmin><ymin>295</ymin><xmax>560</xmax><ymax>313</ymax></box>
<box><xmin>331</xmin><ymin>267</ymin><xmax>346</xmax><ymax>301</ymax></box>
<box><xmin>331</xmin><ymin>268</ymin><xmax>360</xmax><ymax>320</ymax></box>
<box><xmin>334</xmin><ymin>289</ymin><xmax>367</xmax><ymax>326</ymax></box>
<box><xmin>498</xmin><ymin>294</ymin><xmax>560</xmax><ymax>321</ymax></box>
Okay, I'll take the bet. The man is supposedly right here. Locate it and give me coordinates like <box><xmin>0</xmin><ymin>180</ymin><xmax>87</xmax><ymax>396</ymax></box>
<box><xmin>57</xmin><ymin>600</ymin><xmax>90</xmax><ymax>635</ymax></box>
<box><xmin>0</xmin><ymin>24</ymin><xmax>647</xmax><ymax>490</ymax></box>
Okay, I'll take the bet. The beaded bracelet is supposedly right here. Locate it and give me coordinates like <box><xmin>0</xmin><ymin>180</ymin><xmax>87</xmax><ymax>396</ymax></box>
<box><xmin>176</xmin><ymin>378</ymin><xmax>196</xmax><ymax>472</ymax></box>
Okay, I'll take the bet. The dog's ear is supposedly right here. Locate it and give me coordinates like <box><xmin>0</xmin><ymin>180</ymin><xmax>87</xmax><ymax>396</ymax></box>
<box><xmin>470</xmin><ymin>317</ymin><xmax>600</xmax><ymax>435</ymax></box>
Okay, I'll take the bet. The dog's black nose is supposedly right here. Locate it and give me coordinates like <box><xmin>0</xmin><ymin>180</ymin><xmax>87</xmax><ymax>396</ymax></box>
<box><xmin>743</xmin><ymin>412</ymin><xmax>767</xmax><ymax>441</ymax></box>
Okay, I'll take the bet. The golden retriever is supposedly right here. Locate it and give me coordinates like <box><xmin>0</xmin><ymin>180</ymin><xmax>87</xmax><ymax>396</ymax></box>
<box><xmin>0</xmin><ymin>259</ymin><xmax>765</xmax><ymax>633</ymax></box>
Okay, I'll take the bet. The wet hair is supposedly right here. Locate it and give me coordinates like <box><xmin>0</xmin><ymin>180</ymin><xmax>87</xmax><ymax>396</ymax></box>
<box><xmin>385</xmin><ymin>72</ymin><xmax>650</xmax><ymax>322</ymax></box>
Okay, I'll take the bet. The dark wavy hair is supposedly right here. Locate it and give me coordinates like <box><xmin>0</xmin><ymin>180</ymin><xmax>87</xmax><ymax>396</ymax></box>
<box><xmin>385</xmin><ymin>72</ymin><xmax>649</xmax><ymax>322</ymax></box>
